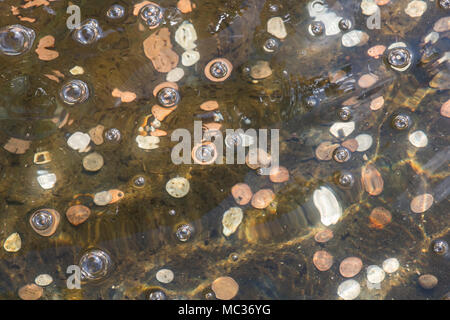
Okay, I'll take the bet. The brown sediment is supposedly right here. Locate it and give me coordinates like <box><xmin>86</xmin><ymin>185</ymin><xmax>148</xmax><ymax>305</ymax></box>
<box><xmin>112</xmin><ymin>88</ymin><xmax>137</xmax><ymax>103</ymax></box>
<box><xmin>361</xmin><ymin>164</ymin><xmax>384</xmax><ymax>196</ymax></box>
<box><xmin>200</xmin><ymin>100</ymin><xmax>219</xmax><ymax>111</ymax></box>
<box><xmin>153</xmin><ymin>82</ymin><xmax>179</xmax><ymax>97</ymax></box>
<box><xmin>251</xmin><ymin>189</ymin><xmax>275</xmax><ymax>209</ymax></box>
<box><xmin>204</xmin><ymin>58</ymin><xmax>233</xmax><ymax>82</ymax></box>
<box><xmin>231</xmin><ymin>183</ymin><xmax>253</xmax><ymax>205</ymax></box>
<box><xmin>35</xmin><ymin>35</ymin><xmax>59</xmax><ymax>61</ymax></box>
<box><xmin>152</xmin><ymin>105</ymin><xmax>177</xmax><ymax>121</ymax></box>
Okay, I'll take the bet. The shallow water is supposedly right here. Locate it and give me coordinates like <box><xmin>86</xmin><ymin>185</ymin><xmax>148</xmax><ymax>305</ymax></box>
<box><xmin>0</xmin><ymin>0</ymin><xmax>449</xmax><ymax>300</ymax></box>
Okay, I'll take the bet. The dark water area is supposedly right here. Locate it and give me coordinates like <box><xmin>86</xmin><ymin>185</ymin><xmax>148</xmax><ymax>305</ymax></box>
<box><xmin>0</xmin><ymin>0</ymin><xmax>448</xmax><ymax>300</ymax></box>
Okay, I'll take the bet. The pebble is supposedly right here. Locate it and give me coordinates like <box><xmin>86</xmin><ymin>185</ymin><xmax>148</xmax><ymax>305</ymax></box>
<box><xmin>314</xmin><ymin>229</ymin><xmax>333</xmax><ymax>243</ymax></box>
<box><xmin>340</xmin><ymin>257</ymin><xmax>363</xmax><ymax>278</ymax></box>
<box><xmin>408</xmin><ymin>130</ymin><xmax>428</xmax><ymax>148</ymax></box>
<box><xmin>231</xmin><ymin>183</ymin><xmax>253</xmax><ymax>205</ymax></box>
<box><xmin>405</xmin><ymin>1</ymin><xmax>427</xmax><ymax>18</ymax></box>
<box><xmin>337</xmin><ymin>280</ymin><xmax>361</xmax><ymax>300</ymax></box>
<box><xmin>18</xmin><ymin>284</ymin><xmax>43</xmax><ymax>300</ymax></box>
<box><xmin>341</xmin><ymin>30</ymin><xmax>369</xmax><ymax>47</ymax></box>
<box><xmin>367</xmin><ymin>45</ymin><xmax>386</xmax><ymax>59</ymax></box>
<box><xmin>269</xmin><ymin>166</ymin><xmax>289</xmax><ymax>183</ymax></box>
<box><xmin>315</xmin><ymin>141</ymin><xmax>339</xmax><ymax>160</ymax></box>
<box><xmin>67</xmin><ymin>132</ymin><xmax>91</xmax><ymax>152</ymax></box>
<box><xmin>251</xmin><ymin>189</ymin><xmax>275</xmax><ymax>209</ymax></box>
<box><xmin>212</xmin><ymin>276</ymin><xmax>239</xmax><ymax>300</ymax></box>
<box><xmin>418</xmin><ymin>274</ymin><xmax>438</xmax><ymax>289</ymax></box>
<box><xmin>175</xmin><ymin>21</ymin><xmax>197</xmax><ymax>50</ymax></box>
<box><xmin>82</xmin><ymin>152</ymin><xmax>104</xmax><ymax>172</ymax></box>
<box><xmin>355</xmin><ymin>134</ymin><xmax>373</xmax><ymax>152</ymax></box>
<box><xmin>382</xmin><ymin>258</ymin><xmax>400</xmax><ymax>273</ymax></box>
<box><xmin>369</xmin><ymin>207</ymin><xmax>392</xmax><ymax>228</ymax></box>
<box><xmin>181</xmin><ymin>50</ymin><xmax>200</xmax><ymax>66</ymax></box>
<box><xmin>361</xmin><ymin>164</ymin><xmax>384</xmax><ymax>196</ymax></box>
<box><xmin>66</xmin><ymin>205</ymin><xmax>91</xmax><ymax>226</ymax></box>
<box><xmin>410</xmin><ymin>193</ymin><xmax>434</xmax><ymax>213</ymax></box>
<box><xmin>370</xmin><ymin>96</ymin><xmax>384</xmax><ymax>110</ymax></box>
<box><xmin>35</xmin><ymin>274</ymin><xmax>53</xmax><ymax>287</ymax></box>
<box><xmin>358</xmin><ymin>74</ymin><xmax>378</xmax><ymax>88</ymax></box>
<box><xmin>433</xmin><ymin>17</ymin><xmax>450</xmax><ymax>33</ymax></box>
<box><xmin>94</xmin><ymin>191</ymin><xmax>113</xmax><ymax>206</ymax></box>
<box><xmin>3</xmin><ymin>232</ymin><xmax>21</xmax><ymax>252</ymax></box>
<box><xmin>156</xmin><ymin>269</ymin><xmax>174</xmax><ymax>284</ymax></box>
<box><xmin>136</xmin><ymin>135</ymin><xmax>160</xmax><ymax>150</ymax></box>
<box><xmin>330</xmin><ymin>121</ymin><xmax>355</xmax><ymax>138</ymax></box>
<box><xmin>34</xmin><ymin>151</ymin><xmax>51</xmax><ymax>164</ymax></box>
<box><xmin>70</xmin><ymin>66</ymin><xmax>84</xmax><ymax>75</ymax></box>
<box><xmin>222</xmin><ymin>207</ymin><xmax>244</xmax><ymax>237</ymax></box>
<box><xmin>166</xmin><ymin>67</ymin><xmax>184</xmax><ymax>82</ymax></box>
<box><xmin>441</xmin><ymin>99</ymin><xmax>450</xmax><ymax>118</ymax></box>
<box><xmin>361</xmin><ymin>0</ymin><xmax>379</xmax><ymax>16</ymax></box>
<box><xmin>37</xmin><ymin>172</ymin><xmax>57</xmax><ymax>189</ymax></box>
<box><xmin>88</xmin><ymin>125</ymin><xmax>105</xmax><ymax>145</ymax></box>
<box><xmin>166</xmin><ymin>177</ymin><xmax>190</xmax><ymax>198</ymax></box>
<box><xmin>267</xmin><ymin>17</ymin><xmax>287</xmax><ymax>39</ymax></box>
<box><xmin>366</xmin><ymin>265</ymin><xmax>385</xmax><ymax>284</ymax></box>
<box><xmin>250</xmin><ymin>61</ymin><xmax>272</xmax><ymax>80</ymax></box>
<box><xmin>313</xmin><ymin>186</ymin><xmax>342</xmax><ymax>226</ymax></box>
<box><xmin>313</xmin><ymin>250</ymin><xmax>334</xmax><ymax>271</ymax></box>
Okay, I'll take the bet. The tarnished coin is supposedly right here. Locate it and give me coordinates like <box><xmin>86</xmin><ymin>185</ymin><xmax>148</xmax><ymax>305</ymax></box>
<box><xmin>313</xmin><ymin>250</ymin><xmax>334</xmax><ymax>271</ymax></box>
<box><xmin>339</xmin><ymin>257</ymin><xmax>363</xmax><ymax>278</ymax></box>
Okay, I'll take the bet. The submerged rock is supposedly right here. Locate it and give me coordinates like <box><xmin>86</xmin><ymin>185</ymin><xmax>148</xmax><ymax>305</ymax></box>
<box><xmin>222</xmin><ymin>207</ymin><xmax>244</xmax><ymax>237</ymax></box>
<box><xmin>3</xmin><ymin>232</ymin><xmax>21</xmax><ymax>252</ymax></box>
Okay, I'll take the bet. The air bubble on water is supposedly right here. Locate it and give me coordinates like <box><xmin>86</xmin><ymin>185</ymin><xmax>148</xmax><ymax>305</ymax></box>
<box><xmin>140</xmin><ymin>3</ymin><xmax>163</xmax><ymax>27</ymax></box>
<box><xmin>106</xmin><ymin>4</ymin><xmax>125</xmax><ymax>19</ymax></box>
<box><xmin>60</xmin><ymin>80</ymin><xmax>89</xmax><ymax>105</ymax></box>
<box><xmin>0</xmin><ymin>24</ymin><xmax>35</xmax><ymax>56</ymax></box>
<box><xmin>210</xmin><ymin>61</ymin><xmax>228</xmax><ymax>79</ymax></box>
<box><xmin>73</xmin><ymin>19</ymin><xmax>102</xmax><ymax>45</ymax></box>
<box><xmin>105</xmin><ymin>128</ymin><xmax>121</xmax><ymax>142</ymax></box>
<box><xmin>176</xmin><ymin>224</ymin><xmax>194</xmax><ymax>242</ymax></box>
<box><xmin>157</xmin><ymin>87</ymin><xmax>180</xmax><ymax>107</ymax></box>
<box><xmin>79</xmin><ymin>249</ymin><xmax>112</xmax><ymax>281</ymax></box>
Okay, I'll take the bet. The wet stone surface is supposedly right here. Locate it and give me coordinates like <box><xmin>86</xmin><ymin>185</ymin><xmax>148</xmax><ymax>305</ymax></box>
<box><xmin>0</xmin><ymin>0</ymin><xmax>448</xmax><ymax>301</ymax></box>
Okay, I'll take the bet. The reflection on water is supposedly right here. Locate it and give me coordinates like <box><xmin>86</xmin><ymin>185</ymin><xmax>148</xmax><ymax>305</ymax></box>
<box><xmin>0</xmin><ymin>0</ymin><xmax>449</xmax><ymax>300</ymax></box>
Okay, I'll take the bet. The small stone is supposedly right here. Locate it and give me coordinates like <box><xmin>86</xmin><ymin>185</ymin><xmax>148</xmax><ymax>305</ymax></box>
<box><xmin>136</xmin><ymin>135</ymin><xmax>160</xmax><ymax>150</ymax></box>
<box><xmin>175</xmin><ymin>21</ymin><xmax>197</xmax><ymax>50</ymax></box>
<box><xmin>418</xmin><ymin>274</ymin><xmax>438</xmax><ymax>289</ymax></box>
<box><xmin>166</xmin><ymin>67</ymin><xmax>184</xmax><ymax>82</ymax></box>
<box><xmin>212</xmin><ymin>276</ymin><xmax>239</xmax><ymax>300</ymax></box>
<box><xmin>340</xmin><ymin>257</ymin><xmax>363</xmax><ymax>278</ymax></box>
<box><xmin>82</xmin><ymin>152</ymin><xmax>104</xmax><ymax>172</ymax></box>
<box><xmin>355</xmin><ymin>134</ymin><xmax>373</xmax><ymax>152</ymax></box>
<box><xmin>251</xmin><ymin>189</ymin><xmax>275</xmax><ymax>209</ymax></box>
<box><xmin>361</xmin><ymin>164</ymin><xmax>384</xmax><ymax>196</ymax></box>
<box><xmin>441</xmin><ymin>99</ymin><xmax>450</xmax><ymax>118</ymax></box>
<box><xmin>409</xmin><ymin>130</ymin><xmax>428</xmax><ymax>148</ymax></box>
<box><xmin>3</xmin><ymin>232</ymin><xmax>21</xmax><ymax>252</ymax></box>
<box><xmin>330</xmin><ymin>121</ymin><xmax>355</xmax><ymax>138</ymax></box>
<box><xmin>370</xmin><ymin>96</ymin><xmax>384</xmax><ymax>110</ymax></box>
<box><xmin>358</xmin><ymin>74</ymin><xmax>378</xmax><ymax>88</ymax></box>
<box><xmin>222</xmin><ymin>207</ymin><xmax>244</xmax><ymax>237</ymax></box>
<box><xmin>405</xmin><ymin>1</ymin><xmax>427</xmax><ymax>18</ymax></box>
<box><xmin>382</xmin><ymin>258</ymin><xmax>400</xmax><ymax>274</ymax></box>
<box><xmin>337</xmin><ymin>280</ymin><xmax>361</xmax><ymax>300</ymax></box>
<box><xmin>410</xmin><ymin>193</ymin><xmax>434</xmax><ymax>213</ymax></box>
<box><xmin>166</xmin><ymin>177</ymin><xmax>190</xmax><ymax>198</ymax></box>
<box><xmin>18</xmin><ymin>284</ymin><xmax>43</xmax><ymax>300</ymax></box>
<box><xmin>367</xmin><ymin>265</ymin><xmax>385</xmax><ymax>284</ymax></box>
<box><xmin>94</xmin><ymin>191</ymin><xmax>113</xmax><ymax>206</ymax></box>
<box><xmin>267</xmin><ymin>17</ymin><xmax>287</xmax><ymax>39</ymax></box>
<box><xmin>315</xmin><ymin>142</ymin><xmax>339</xmax><ymax>160</ymax></box>
<box><xmin>37</xmin><ymin>173</ymin><xmax>57</xmax><ymax>190</ymax></box>
<box><xmin>313</xmin><ymin>250</ymin><xmax>334</xmax><ymax>271</ymax></box>
<box><xmin>67</xmin><ymin>132</ymin><xmax>91</xmax><ymax>152</ymax></box>
<box><xmin>156</xmin><ymin>269</ymin><xmax>174</xmax><ymax>284</ymax></box>
<box><xmin>250</xmin><ymin>61</ymin><xmax>272</xmax><ymax>80</ymax></box>
<box><xmin>433</xmin><ymin>17</ymin><xmax>450</xmax><ymax>33</ymax></box>
<box><xmin>88</xmin><ymin>125</ymin><xmax>105</xmax><ymax>145</ymax></box>
<box><xmin>35</xmin><ymin>274</ymin><xmax>53</xmax><ymax>287</ymax></box>
<box><xmin>342</xmin><ymin>30</ymin><xmax>369</xmax><ymax>47</ymax></box>
<box><xmin>70</xmin><ymin>66</ymin><xmax>84</xmax><ymax>75</ymax></box>
<box><xmin>314</xmin><ymin>229</ymin><xmax>334</xmax><ymax>243</ymax></box>
<box><xmin>313</xmin><ymin>186</ymin><xmax>342</xmax><ymax>226</ymax></box>
<box><xmin>231</xmin><ymin>183</ymin><xmax>253</xmax><ymax>205</ymax></box>
<box><xmin>66</xmin><ymin>205</ymin><xmax>91</xmax><ymax>226</ymax></box>
<box><xmin>34</xmin><ymin>151</ymin><xmax>51</xmax><ymax>165</ymax></box>
<box><xmin>181</xmin><ymin>50</ymin><xmax>200</xmax><ymax>66</ymax></box>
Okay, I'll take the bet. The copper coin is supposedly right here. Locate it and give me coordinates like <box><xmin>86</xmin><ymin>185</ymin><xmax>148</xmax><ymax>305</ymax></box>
<box><xmin>369</xmin><ymin>207</ymin><xmax>392</xmax><ymax>229</ymax></box>
<box><xmin>269</xmin><ymin>166</ymin><xmax>289</xmax><ymax>183</ymax></box>
<box><xmin>251</xmin><ymin>189</ymin><xmax>275</xmax><ymax>209</ymax></box>
<box><xmin>339</xmin><ymin>257</ymin><xmax>363</xmax><ymax>278</ymax></box>
<box><xmin>314</xmin><ymin>229</ymin><xmax>334</xmax><ymax>243</ymax></box>
<box><xmin>313</xmin><ymin>250</ymin><xmax>334</xmax><ymax>271</ymax></box>
<box><xmin>212</xmin><ymin>276</ymin><xmax>239</xmax><ymax>300</ymax></box>
<box><xmin>18</xmin><ymin>284</ymin><xmax>43</xmax><ymax>300</ymax></box>
<box><xmin>410</xmin><ymin>193</ymin><xmax>434</xmax><ymax>213</ymax></box>
<box><xmin>66</xmin><ymin>205</ymin><xmax>91</xmax><ymax>226</ymax></box>
<box><xmin>231</xmin><ymin>183</ymin><xmax>253</xmax><ymax>205</ymax></box>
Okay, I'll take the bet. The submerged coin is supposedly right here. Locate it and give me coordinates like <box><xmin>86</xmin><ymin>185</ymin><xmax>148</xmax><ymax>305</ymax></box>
<box><xmin>66</xmin><ymin>205</ymin><xmax>91</xmax><ymax>226</ymax></box>
<box><xmin>82</xmin><ymin>152</ymin><xmax>104</xmax><ymax>172</ymax></box>
<box><xmin>340</xmin><ymin>257</ymin><xmax>363</xmax><ymax>278</ymax></box>
<box><xmin>0</xmin><ymin>24</ymin><xmax>35</xmax><ymax>56</ymax></box>
<box><xmin>212</xmin><ymin>276</ymin><xmax>239</xmax><ymax>300</ymax></box>
<box><xmin>156</xmin><ymin>269</ymin><xmax>174</xmax><ymax>284</ymax></box>
<box><xmin>382</xmin><ymin>258</ymin><xmax>400</xmax><ymax>274</ymax></box>
<box><xmin>314</xmin><ymin>229</ymin><xmax>334</xmax><ymax>243</ymax></box>
<box><xmin>410</xmin><ymin>193</ymin><xmax>434</xmax><ymax>213</ymax></box>
<box><xmin>337</xmin><ymin>280</ymin><xmax>360</xmax><ymax>300</ymax></box>
<box><xmin>313</xmin><ymin>250</ymin><xmax>334</xmax><ymax>271</ymax></box>
<box><xmin>418</xmin><ymin>274</ymin><xmax>438</xmax><ymax>289</ymax></box>
<box><xmin>166</xmin><ymin>177</ymin><xmax>190</xmax><ymax>198</ymax></box>
<box><xmin>231</xmin><ymin>183</ymin><xmax>253</xmax><ymax>205</ymax></box>
<box><xmin>35</xmin><ymin>274</ymin><xmax>53</xmax><ymax>287</ymax></box>
<box><xmin>18</xmin><ymin>284</ymin><xmax>43</xmax><ymax>300</ymax></box>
